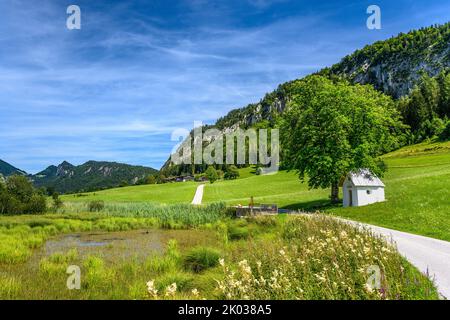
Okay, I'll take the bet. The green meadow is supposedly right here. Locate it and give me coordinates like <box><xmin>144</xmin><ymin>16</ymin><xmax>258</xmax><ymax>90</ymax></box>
<box><xmin>62</xmin><ymin>180</ymin><xmax>199</xmax><ymax>203</ymax></box>
<box><xmin>205</xmin><ymin>140</ymin><xmax>450</xmax><ymax>241</ymax></box>
<box><xmin>61</xmin><ymin>140</ymin><xmax>450</xmax><ymax>241</ymax></box>
<box><xmin>328</xmin><ymin>141</ymin><xmax>450</xmax><ymax>241</ymax></box>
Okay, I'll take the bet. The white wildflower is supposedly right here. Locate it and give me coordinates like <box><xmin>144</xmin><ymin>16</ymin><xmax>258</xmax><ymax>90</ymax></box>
<box><xmin>146</xmin><ymin>280</ymin><xmax>158</xmax><ymax>298</ymax></box>
<box><xmin>165</xmin><ymin>283</ymin><xmax>177</xmax><ymax>297</ymax></box>
<box><xmin>191</xmin><ymin>288</ymin><xmax>199</xmax><ymax>297</ymax></box>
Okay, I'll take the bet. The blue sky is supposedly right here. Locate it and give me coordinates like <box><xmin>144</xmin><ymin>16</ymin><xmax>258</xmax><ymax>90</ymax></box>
<box><xmin>1</xmin><ymin>0</ymin><xmax>450</xmax><ymax>173</ymax></box>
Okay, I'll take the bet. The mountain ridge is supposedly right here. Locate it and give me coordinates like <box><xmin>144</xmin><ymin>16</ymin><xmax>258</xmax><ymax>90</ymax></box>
<box><xmin>161</xmin><ymin>22</ymin><xmax>450</xmax><ymax>175</ymax></box>
<box><xmin>0</xmin><ymin>159</ymin><xmax>27</xmax><ymax>177</ymax></box>
<box><xmin>31</xmin><ymin>160</ymin><xmax>158</xmax><ymax>194</ymax></box>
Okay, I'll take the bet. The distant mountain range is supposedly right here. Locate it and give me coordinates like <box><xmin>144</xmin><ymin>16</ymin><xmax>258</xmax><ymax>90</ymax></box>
<box><xmin>0</xmin><ymin>159</ymin><xmax>27</xmax><ymax>177</ymax></box>
<box><xmin>0</xmin><ymin>159</ymin><xmax>158</xmax><ymax>194</ymax></box>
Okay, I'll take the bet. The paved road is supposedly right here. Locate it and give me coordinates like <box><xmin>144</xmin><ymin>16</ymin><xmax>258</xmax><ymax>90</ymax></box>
<box><xmin>191</xmin><ymin>184</ymin><xmax>205</xmax><ymax>205</ymax></box>
<box><xmin>346</xmin><ymin>220</ymin><xmax>450</xmax><ymax>299</ymax></box>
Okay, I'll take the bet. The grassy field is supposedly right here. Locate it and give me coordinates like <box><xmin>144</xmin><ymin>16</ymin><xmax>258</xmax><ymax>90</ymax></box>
<box><xmin>202</xmin><ymin>140</ymin><xmax>450</xmax><ymax>241</ymax></box>
<box><xmin>328</xmin><ymin>140</ymin><xmax>450</xmax><ymax>241</ymax></box>
<box><xmin>62</xmin><ymin>180</ymin><xmax>199</xmax><ymax>203</ymax></box>
<box><xmin>203</xmin><ymin>170</ymin><xmax>329</xmax><ymax>207</ymax></box>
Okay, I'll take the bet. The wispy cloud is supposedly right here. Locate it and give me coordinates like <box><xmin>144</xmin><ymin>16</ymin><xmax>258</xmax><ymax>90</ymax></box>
<box><xmin>1</xmin><ymin>0</ymin><xmax>449</xmax><ymax>173</ymax></box>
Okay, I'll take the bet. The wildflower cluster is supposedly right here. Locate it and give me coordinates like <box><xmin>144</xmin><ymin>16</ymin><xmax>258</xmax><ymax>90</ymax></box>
<box><xmin>216</xmin><ymin>215</ymin><xmax>437</xmax><ymax>300</ymax></box>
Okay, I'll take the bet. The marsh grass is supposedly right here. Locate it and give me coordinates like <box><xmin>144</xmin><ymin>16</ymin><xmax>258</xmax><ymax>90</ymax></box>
<box><xmin>0</xmin><ymin>202</ymin><xmax>229</xmax><ymax>265</ymax></box>
<box><xmin>0</xmin><ymin>275</ymin><xmax>21</xmax><ymax>299</ymax></box>
<box><xmin>183</xmin><ymin>247</ymin><xmax>221</xmax><ymax>273</ymax></box>
<box><xmin>57</xmin><ymin>202</ymin><xmax>228</xmax><ymax>228</ymax></box>
<box><xmin>0</xmin><ymin>213</ymin><xmax>440</xmax><ymax>300</ymax></box>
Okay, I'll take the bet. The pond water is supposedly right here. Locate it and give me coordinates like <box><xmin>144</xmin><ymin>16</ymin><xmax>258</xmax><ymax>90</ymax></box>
<box><xmin>40</xmin><ymin>228</ymin><xmax>218</xmax><ymax>263</ymax></box>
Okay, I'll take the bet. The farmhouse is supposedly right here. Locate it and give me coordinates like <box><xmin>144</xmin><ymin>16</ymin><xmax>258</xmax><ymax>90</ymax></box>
<box><xmin>342</xmin><ymin>169</ymin><xmax>385</xmax><ymax>207</ymax></box>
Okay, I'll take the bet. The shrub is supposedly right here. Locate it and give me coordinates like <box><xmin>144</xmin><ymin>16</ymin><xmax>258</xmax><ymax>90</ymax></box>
<box><xmin>0</xmin><ymin>176</ymin><xmax>47</xmax><ymax>215</ymax></box>
<box><xmin>194</xmin><ymin>174</ymin><xmax>205</xmax><ymax>182</ymax></box>
<box><xmin>205</xmin><ymin>166</ymin><xmax>219</xmax><ymax>184</ymax></box>
<box><xmin>25</xmin><ymin>194</ymin><xmax>47</xmax><ymax>214</ymax></box>
<box><xmin>0</xmin><ymin>191</ymin><xmax>23</xmax><ymax>215</ymax></box>
<box><xmin>51</xmin><ymin>192</ymin><xmax>64</xmax><ymax>210</ymax></box>
<box><xmin>183</xmin><ymin>247</ymin><xmax>221</xmax><ymax>272</ymax></box>
<box><xmin>88</xmin><ymin>200</ymin><xmax>105</xmax><ymax>212</ymax></box>
<box><xmin>228</xmin><ymin>226</ymin><xmax>249</xmax><ymax>240</ymax></box>
<box><xmin>224</xmin><ymin>165</ymin><xmax>240</xmax><ymax>180</ymax></box>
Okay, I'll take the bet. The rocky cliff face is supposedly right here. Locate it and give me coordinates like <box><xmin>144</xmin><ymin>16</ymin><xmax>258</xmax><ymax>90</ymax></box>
<box><xmin>328</xmin><ymin>36</ymin><xmax>450</xmax><ymax>98</ymax></box>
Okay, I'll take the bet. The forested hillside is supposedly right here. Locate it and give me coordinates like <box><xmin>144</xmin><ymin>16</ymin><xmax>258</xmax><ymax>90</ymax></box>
<box><xmin>0</xmin><ymin>159</ymin><xmax>27</xmax><ymax>177</ymax></box>
<box><xmin>31</xmin><ymin>160</ymin><xmax>158</xmax><ymax>194</ymax></box>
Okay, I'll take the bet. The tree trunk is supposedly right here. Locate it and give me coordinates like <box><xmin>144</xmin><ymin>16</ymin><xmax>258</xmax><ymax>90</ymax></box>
<box><xmin>331</xmin><ymin>181</ymin><xmax>340</xmax><ymax>203</ymax></box>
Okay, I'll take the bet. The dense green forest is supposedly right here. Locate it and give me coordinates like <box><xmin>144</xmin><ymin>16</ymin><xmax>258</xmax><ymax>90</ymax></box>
<box><xmin>32</xmin><ymin>160</ymin><xmax>158</xmax><ymax>194</ymax></box>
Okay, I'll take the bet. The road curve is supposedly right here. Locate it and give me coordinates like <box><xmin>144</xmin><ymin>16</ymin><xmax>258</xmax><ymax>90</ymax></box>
<box><xmin>346</xmin><ymin>220</ymin><xmax>450</xmax><ymax>299</ymax></box>
<box><xmin>191</xmin><ymin>184</ymin><xmax>205</xmax><ymax>205</ymax></box>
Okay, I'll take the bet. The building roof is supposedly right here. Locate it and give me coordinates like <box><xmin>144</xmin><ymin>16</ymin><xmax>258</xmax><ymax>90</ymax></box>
<box><xmin>347</xmin><ymin>169</ymin><xmax>385</xmax><ymax>187</ymax></box>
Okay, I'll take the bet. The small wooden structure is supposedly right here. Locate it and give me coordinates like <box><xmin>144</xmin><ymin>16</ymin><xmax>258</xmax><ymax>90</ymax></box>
<box><xmin>235</xmin><ymin>204</ymin><xmax>278</xmax><ymax>217</ymax></box>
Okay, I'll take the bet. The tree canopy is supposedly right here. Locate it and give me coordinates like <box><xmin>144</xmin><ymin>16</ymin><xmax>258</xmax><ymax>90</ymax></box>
<box><xmin>281</xmin><ymin>76</ymin><xmax>405</xmax><ymax>202</ymax></box>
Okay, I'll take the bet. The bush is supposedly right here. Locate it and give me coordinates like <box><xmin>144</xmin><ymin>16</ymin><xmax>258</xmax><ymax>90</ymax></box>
<box><xmin>228</xmin><ymin>226</ymin><xmax>249</xmax><ymax>240</ymax></box>
<box><xmin>205</xmin><ymin>166</ymin><xmax>219</xmax><ymax>184</ymax></box>
<box><xmin>0</xmin><ymin>176</ymin><xmax>47</xmax><ymax>215</ymax></box>
<box><xmin>183</xmin><ymin>247</ymin><xmax>221</xmax><ymax>272</ymax></box>
<box><xmin>88</xmin><ymin>200</ymin><xmax>105</xmax><ymax>212</ymax></box>
<box><xmin>0</xmin><ymin>191</ymin><xmax>23</xmax><ymax>215</ymax></box>
<box><xmin>51</xmin><ymin>192</ymin><xmax>64</xmax><ymax>210</ymax></box>
<box><xmin>194</xmin><ymin>174</ymin><xmax>205</xmax><ymax>182</ymax></box>
<box><xmin>224</xmin><ymin>165</ymin><xmax>240</xmax><ymax>180</ymax></box>
<box><xmin>25</xmin><ymin>194</ymin><xmax>47</xmax><ymax>214</ymax></box>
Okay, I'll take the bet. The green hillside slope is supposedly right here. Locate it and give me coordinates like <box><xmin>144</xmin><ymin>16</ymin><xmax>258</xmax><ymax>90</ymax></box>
<box><xmin>329</xmin><ymin>140</ymin><xmax>450</xmax><ymax>240</ymax></box>
<box><xmin>61</xmin><ymin>180</ymin><xmax>199</xmax><ymax>203</ymax></box>
<box><xmin>203</xmin><ymin>140</ymin><xmax>450</xmax><ymax>241</ymax></box>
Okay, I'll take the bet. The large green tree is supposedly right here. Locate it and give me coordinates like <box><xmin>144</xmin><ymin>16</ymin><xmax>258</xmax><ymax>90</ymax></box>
<box><xmin>281</xmin><ymin>76</ymin><xmax>405</xmax><ymax>203</ymax></box>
